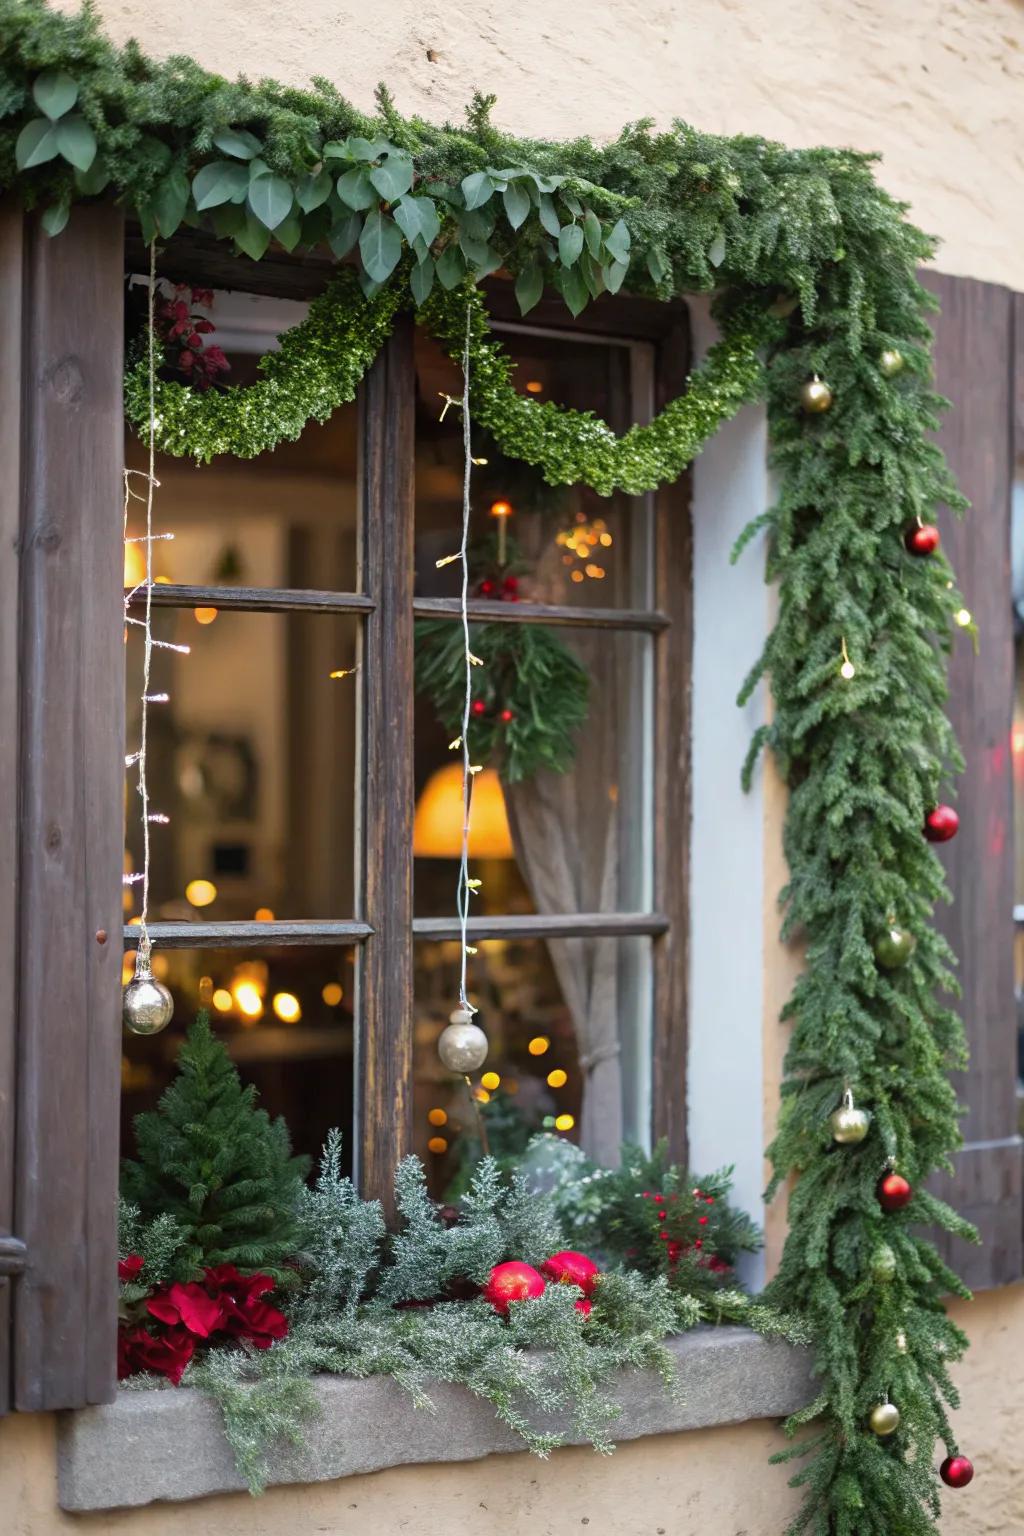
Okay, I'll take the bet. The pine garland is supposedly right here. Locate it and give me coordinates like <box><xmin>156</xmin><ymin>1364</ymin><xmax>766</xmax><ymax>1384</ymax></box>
<box><xmin>0</xmin><ymin>4</ymin><xmax>982</xmax><ymax>1529</ymax></box>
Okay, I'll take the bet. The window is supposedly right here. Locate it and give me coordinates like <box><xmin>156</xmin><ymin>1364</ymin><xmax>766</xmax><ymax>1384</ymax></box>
<box><xmin>119</xmin><ymin>245</ymin><xmax>691</xmax><ymax>1202</ymax></box>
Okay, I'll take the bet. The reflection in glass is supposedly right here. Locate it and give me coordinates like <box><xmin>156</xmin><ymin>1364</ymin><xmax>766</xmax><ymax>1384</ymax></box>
<box><xmin>121</xmin><ymin>945</ymin><xmax>355</xmax><ymax>1167</ymax></box>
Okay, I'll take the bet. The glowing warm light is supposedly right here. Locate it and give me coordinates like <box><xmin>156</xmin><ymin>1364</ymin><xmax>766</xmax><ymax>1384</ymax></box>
<box><xmin>151</xmin><ymin>952</ymin><xmax>170</xmax><ymax>980</ymax></box>
<box><xmin>525</xmin><ymin>380</ymin><xmax>544</xmax><ymax>394</ymax></box>
<box><xmin>194</xmin><ymin>607</ymin><xmax>218</xmax><ymax>625</ymax></box>
<box><xmin>473</xmin><ymin>1087</ymin><xmax>491</xmax><ymax>1103</ymax></box>
<box><xmin>128</xmin><ymin>915</ymin><xmax>142</xmax><ymax>927</ymax></box>
<box><xmin>413</xmin><ymin>762</ymin><xmax>514</xmax><ymax>859</ymax></box>
<box><xmin>1013</xmin><ymin>729</ymin><xmax>1024</xmax><ymax>756</ymax></box>
<box><xmin>154</xmin><ymin>575</ymin><xmax>172</xmax><ymax>585</ymax></box>
<box><xmin>121</xmin><ymin>955</ymin><xmax>135</xmax><ymax>986</ymax></box>
<box><xmin>428</xmin><ymin>1107</ymin><xmax>448</xmax><ymax>1127</ymax></box>
<box><xmin>254</xmin><ymin>907</ymin><xmax>275</xmax><ymax>922</ymax></box>
<box><xmin>427</xmin><ymin>1136</ymin><xmax>449</xmax><ymax>1154</ymax></box>
<box><xmin>547</xmin><ymin>1068</ymin><xmax>568</xmax><ymax>1088</ymax></box>
<box><xmin>954</xmin><ymin>608</ymin><xmax>972</xmax><ymax>628</ymax></box>
<box><xmin>123</xmin><ymin>543</ymin><xmax>146</xmax><ymax>589</ymax></box>
<box><xmin>233</xmin><ymin>981</ymin><xmax>264</xmax><ymax>1019</ymax></box>
<box><xmin>213</xmin><ymin>988</ymin><xmax>233</xmax><ymax>1012</ymax></box>
<box><xmin>554</xmin><ymin>1114</ymin><xmax>575</xmax><ymax>1132</ymax></box>
<box><xmin>571</xmin><ymin>570</ymin><xmax>585</xmax><ymax>583</ymax></box>
<box><xmin>489</xmin><ymin>500</ymin><xmax>513</xmax><ymax>519</ymax></box>
<box><xmin>322</xmin><ymin>982</ymin><xmax>343</xmax><ymax>1006</ymax></box>
<box><xmin>198</xmin><ymin>975</ymin><xmax>214</xmax><ymax>1002</ymax></box>
<box><xmin>481</xmin><ymin>1071</ymin><xmax>501</xmax><ymax>1091</ymax></box>
<box><xmin>599</xmin><ymin>532</ymin><xmax>613</xmax><ymax>547</ymax></box>
<box><xmin>185</xmin><ymin>878</ymin><xmax>217</xmax><ymax>908</ymax></box>
<box><xmin>528</xmin><ymin>1036</ymin><xmax>550</xmax><ymax>1056</ymax></box>
<box><xmin>272</xmin><ymin>991</ymin><xmax>302</xmax><ymax>1023</ymax></box>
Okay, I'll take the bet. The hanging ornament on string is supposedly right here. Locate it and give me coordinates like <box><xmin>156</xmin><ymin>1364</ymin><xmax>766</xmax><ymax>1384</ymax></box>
<box><xmin>800</xmin><ymin>374</ymin><xmax>833</xmax><ymax>414</ymax></box>
<box><xmin>939</xmin><ymin>1454</ymin><xmax>974</xmax><ymax>1489</ymax></box>
<box><xmin>438</xmin><ymin>1006</ymin><xmax>489</xmax><ymax>1073</ymax></box>
<box><xmin>905</xmin><ymin>519</ymin><xmax>941</xmax><ymax>556</ymax></box>
<box><xmin>830</xmin><ymin>1088</ymin><xmax>870</xmax><ymax>1145</ymax></box>
<box><xmin>924</xmin><ymin>804</ymin><xmax>959</xmax><ymax>843</ymax></box>
<box><xmin>874</xmin><ymin>921</ymin><xmax>916</xmax><ymax>969</ymax></box>
<box><xmin>869</xmin><ymin>1400</ymin><xmax>900</xmax><ymax>1437</ymax></box>
<box><xmin>123</xmin><ymin>243</ymin><xmax>178</xmax><ymax>1037</ymax></box>
<box><xmin>879</xmin><ymin>348</ymin><xmax>905</xmax><ymax>378</ymax></box>
<box><xmin>877</xmin><ymin>1170</ymin><xmax>913</xmax><ymax>1212</ymax></box>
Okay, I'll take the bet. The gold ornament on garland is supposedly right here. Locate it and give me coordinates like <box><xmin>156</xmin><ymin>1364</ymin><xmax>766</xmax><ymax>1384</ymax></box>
<box><xmin>874</xmin><ymin>922</ymin><xmax>917</xmax><ymax>970</ymax></box>
<box><xmin>869</xmin><ymin>1400</ymin><xmax>901</xmax><ymax>1437</ymax></box>
<box><xmin>800</xmin><ymin>374</ymin><xmax>833</xmax><ymax>414</ymax></box>
<box><xmin>123</xmin><ymin>971</ymin><xmax>175</xmax><ymax>1036</ymax></box>
<box><xmin>830</xmin><ymin>1089</ymin><xmax>870</xmax><ymax>1145</ymax></box>
<box><xmin>879</xmin><ymin>347</ymin><xmax>905</xmax><ymax>377</ymax></box>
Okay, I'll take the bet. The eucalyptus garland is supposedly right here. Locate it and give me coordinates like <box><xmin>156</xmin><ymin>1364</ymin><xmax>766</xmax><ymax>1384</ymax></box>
<box><xmin>0</xmin><ymin>3</ymin><xmax>983</xmax><ymax>1532</ymax></box>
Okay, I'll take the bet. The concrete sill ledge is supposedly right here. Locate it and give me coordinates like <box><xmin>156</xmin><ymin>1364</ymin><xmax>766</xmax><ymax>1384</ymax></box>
<box><xmin>57</xmin><ymin>1326</ymin><xmax>814</xmax><ymax>1512</ymax></box>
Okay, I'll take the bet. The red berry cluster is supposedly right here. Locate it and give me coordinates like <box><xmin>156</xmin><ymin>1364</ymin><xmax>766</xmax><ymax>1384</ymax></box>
<box><xmin>471</xmin><ymin>698</ymin><xmax>515</xmax><ymax>723</ymax></box>
<box><xmin>154</xmin><ymin>283</ymin><xmax>229</xmax><ymax>391</ymax></box>
<box><xmin>640</xmin><ymin>1188</ymin><xmax>731</xmax><ymax>1275</ymax></box>
<box><xmin>479</xmin><ymin>574</ymin><xmax>520</xmax><ymax>602</ymax></box>
<box><xmin>117</xmin><ymin>1254</ymin><xmax>287</xmax><ymax>1385</ymax></box>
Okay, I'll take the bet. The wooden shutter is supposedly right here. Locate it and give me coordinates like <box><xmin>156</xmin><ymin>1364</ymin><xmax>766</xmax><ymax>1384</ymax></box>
<box><xmin>0</xmin><ymin>202</ymin><xmax>125</xmax><ymax>1409</ymax></box>
<box><xmin>924</xmin><ymin>271</ymin><xmax>1024</xmax><ymax>1290</ymax></box>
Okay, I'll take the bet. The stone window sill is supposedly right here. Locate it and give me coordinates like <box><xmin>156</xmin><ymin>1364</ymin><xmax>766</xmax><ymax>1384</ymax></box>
<box><xmin>57</xmin><ymin>1326</ymin><xmax>813</xmax><ymax>1512</ymax></box>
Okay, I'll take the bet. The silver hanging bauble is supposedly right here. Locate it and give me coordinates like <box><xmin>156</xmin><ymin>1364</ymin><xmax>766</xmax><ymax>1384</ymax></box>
<box><xmin>437</xmin><ymin>1015</ymin><xmax>488</xmax><ymax>1073</ymax></box>
<box><xmin>123</xmin><ymin>971</ymin><xmax>174</xmax><ymax>1035</ymax></box>
<box><xmin>830</xmin><ymin>1091</ymin><xmax>870</xmax><ymax>1145</ymax></box>
<box><xmin>869</xmin><ymin>1401</ymin><xmax>900</xmax><ymax>1437</ymax></box>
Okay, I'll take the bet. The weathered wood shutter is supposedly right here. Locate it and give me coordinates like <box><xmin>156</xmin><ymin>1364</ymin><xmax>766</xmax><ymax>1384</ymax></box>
<box><xmin>0</xmin><ymin>202</ymin><xmax>125</xmax><ymax>1409</ymax></box>
<box><xmin>925</xmin><ymin>270</ymin><xmax>1024</xmax><ymax>1289</ymax></box>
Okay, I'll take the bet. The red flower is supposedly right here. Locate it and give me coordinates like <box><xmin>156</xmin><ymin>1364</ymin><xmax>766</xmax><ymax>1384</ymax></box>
<box><xmin>118</xmin><ymin>1324</ymin><xmax>195</xmax><ymax>1386</ymax></box>
<box><xmin>204</xmin><ymin>1265</ymin><xmax>288</xmax><ymax>1348</ymax></box>
<box><xmin>193</xmin><ymin>317</ymin><xmax>215</xmax><ymax>334</ymax></box>
<box><xmin>178</xmin><ymin>350</ymin><xmax>194</xmax><ymax>370</ymax></box>
<box><xmin>204</xmin><ymin>346</ymin><xmax>229</xmax><ymax>370</ymax></box>
<box><xmin>118</xmin><ymin>1253</ymin><xmax>144</xmax><ymax>1283</ymax></box>
<box><xmin>191</xmin><ymin>288</ymin><xmax>215</xmax><ymax>309</ymax></box>
<box><xmin>148</xmin><ymin>1281</ymin><xmax>225</xmax><ymax>1338</ymax></box>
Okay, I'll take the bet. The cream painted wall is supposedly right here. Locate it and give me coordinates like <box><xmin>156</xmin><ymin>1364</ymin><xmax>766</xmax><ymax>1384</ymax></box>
<box><xmin>1</xmin><ymin>1288</ymin><xmax>1021</xmax><ymax>1534</ymax></box>
<box><xmin>55</xmin><ymin>0</ymin><xmax>1024</xmax><ymax>290</ymax></box>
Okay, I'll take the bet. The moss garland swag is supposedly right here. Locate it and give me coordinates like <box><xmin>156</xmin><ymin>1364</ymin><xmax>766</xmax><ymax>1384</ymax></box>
<box><xmin>1</xmin><ymin>3</ymin><xmax>980</xmax><ymax>1532</ymax></box>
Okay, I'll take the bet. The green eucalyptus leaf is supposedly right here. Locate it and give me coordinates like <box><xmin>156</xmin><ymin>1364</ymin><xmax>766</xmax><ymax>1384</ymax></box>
<box><xmin>604</xmin><ymin>257</ymin><xmax>629</xmax><ymax>294</ymax></box>
<box><xmin>41</xmin><ymin>198</ymin><xmax>70</xmax><ymax>237</ymax></box>
<box><xmin>335</xmin><ymin>167</ymin><xmax>377</xmax><ymax>211</ymax></box>
<box><xmin>136</xmin><ymin>202</ymin><xmax>158</xmax><ymax>247</ymax></box>
<box><xmin>369</xmin><ymin>153</ymin><xmax>414</xmax><ymax>202</ymax></box>
<box><xmin>560</xmin><ymin>190</ymin><xmax>583</xmax><ymax>218</ymax></box>
<box><xmin>55</xmin><ymin>114</ymin><xmax>96</xmax><ymax>171</ymax></box>
<box><xmin>646</xmin><ymin>246</ymin><xmax>668</xmax><ymax>285</ymax></box>
<box><xmin>435</xmin><ymin>244</ymin><xmax>466</xmax><ymax>290</ymax></box>
<box><xmin>322</xmin><ymin>141</ymin><xmax>352</xmax><ymax>161</ymax></box>
<box><xmin>137</xmin><ymin>135</ymin><xmax>173</xmax><ymax>174</ymax></box>
<box><xmin>359</xmin><ymin>208</ymin><xmax>402</xmax><ymax>283</ymax></box>
<box><xmin>349</xmin><ymin>135</ymin><xmax>383</xmax><ymax>161</ymax></box>
<box><xmin>248</xmin><ymin>173</ymin><xmax>294</xmax><ymax>230</ymax></box>
<box><xmin>604</xmin><ymin>217</ymin><xmax>631</xmax><ymax>263</ymax></box>
<box><xmin>558</xmin><ymin>222</ymin><xmax>584</xmax><ymax>267</ymax></box>
<box><xmin>295</xmin><ymin>168</ymin><xmax>333</xmax><ymax>212</ymax></box>
<box><xmin>515</xmin><ymin>262</ymin><xmax>544</xmax><ymax>316</ymax></box>
<box><xmin>409</xmin><ymin>257</ymin><xmax>435</xmax><ymax>305</ymax></box>
<box><xmin>299</xmin><ymin>203</ymin><xmax>333</xmax><ymax>247</ymax></box>
<box><xmin>393</xmin><ymin>194</ymin><xmax>437</xmax><ymax>250</ymax></box>
<box><xmin>16</xmin><ymin>118</ymin><xmax>59</xmax><ymax>169</ymax></box>
<box><xmin>327</xmin><ymin>209</ymin><xmax>362</xmax><ymax>258</ymax></box>
<box><xmin>209</xmin><ymin>201</ymin><xmax>247</xmax><ymax>238</ymax></box>
<box><xmin>538</xmin><ymin>193</ymin><xmax>560</xmax><ymax>238</ymax></box>
<box><xmin>213</xmin><ymin>127</ymin><xmax>262</xmax><ymax>161</ymax></box>
<box><xmin>460</xmin><ymin>170</ymin><xmax>494</xmax><ymax>210</ymax></box>
<box><xmin>583</xmin><ymin>208</ymin><xmax>602</xmax><ymax>258</ymax></box>
<box><xmin>458</xmin><ymin>227</ymin><xmax>490</xmax><ymax>267</ymax></box>
<box><xmin>502</xmin><ymin>180</ymin><xmax>531</xmax><ymax>231</ymax></box>
<box><xmin>274</xmin><ymin>209</ymin><xmax>303</xmax><ymax>252</ymax></box>
<box><xmin>580</xmin><ymin>249</ymin><xmax>605</xmax><ymax>299</ymax></box>
<box><xmin>152</xmin><ymin>168</ymin><xmax>190</xmax><ymax>237</ymax></box>
<box><xmin>193</xmin><ymin>160</ymin><xmax>249</xmax><ymax>211</ymax></box>
<box><xmin>32</xmin><ymin>70</ymin><xmax>78</xmax><ymax>121</ymax></box>
<box><xmin>470</xmin><ymin>244</ymin><xmax>502</xmax><ymax>277</ymax></box>
<box><xmin>459</xmin><ymin>205</ymin><xmax>495</xmax><ymax>241</ymax></box>
<box><xmin>708</xmin><ymin>228</ymin><xmax>727</xmax><ymax>267</ymax></box>
<box><xmin>73</xmin><ymin>159</ymin><xmax>109</xmax><ymax>196</ymax></box>
<box><xmin>359</xmin><ymin>268</ymin><xmax>382</xmax><ymax>297</ymax></box>
<box><xmin>560</xmin><ymin>264</ymin><xmax>590</xmax><ymax>317</ymax></box>
<box><xmin>234</xmin><ymin>209</ymin><xmax>272</xmax><ymax>261</ymax></box>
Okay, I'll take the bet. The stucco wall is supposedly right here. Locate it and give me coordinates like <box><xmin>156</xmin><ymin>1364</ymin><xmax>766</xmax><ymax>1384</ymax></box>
<box><xmin>1</xmin><ymin>1287</ymin><xmax>1021</xmax><ymax>1534</ymax></box>
<box><xmin>55</xmin><ymin>0</ymin><xmax>1024</xmax><ymax>291</ymax></box>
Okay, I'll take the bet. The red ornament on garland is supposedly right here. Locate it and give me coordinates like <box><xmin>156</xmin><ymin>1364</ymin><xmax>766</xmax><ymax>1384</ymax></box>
<box><xmin>939</xmin><ymin>1454</ymin><xmax>974</xmax><ymax>1489</ymax></box>
<box><xmin>500</xmin><ymin>708</ymin><xmax>514</xmax><ymax>723</ymax></box>
<box><xmin>924</xmin><ymin>805</ymin><xmax>959</xmax><ymax>843</ymax></box>
<box><xmin>471</xmin><ymin>699</ymin><xmax>487</xmax><ymax>717</ymax></box>
<box><xmin>541</xmin><ymin>1250</ymin><xmax>601</xmax><ymax>1297</ymax></box>
<box><xmin>484</xmin><ymin>1261</ymin><xmax>546</xmax><ymax>1314</ymax></box>
<box><xmin>905</xmin><ymin>522</ymin><xmax>941</xmax><ymax>556</ymax></box>
<box><xmin>877</xmin><ymin>1171</ymin><xmax>913</xmax><ymax>1212</ymax></box>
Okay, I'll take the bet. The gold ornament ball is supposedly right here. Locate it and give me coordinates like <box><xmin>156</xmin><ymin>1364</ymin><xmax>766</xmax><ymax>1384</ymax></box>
<box><xmin>879</xmin><ymin>348</ymin><xmax>904</xmax><ymax>378</ymax></box>
<box><xmin>830</xmin><ymin>1105</ymin><xmax>870</xmax><ymax>1144</ymax></box>
<box><xmin>800</xmin><ymin>376</ymin><xmax>833</xmax><ymax>414</ymax></box>
<box><xmin>437</xmin><ymin>1019</ymin><xmax>489</xmax><ymax>1074</ymax></box>
<box><xmin>869</xmin><ymin>1401</ymin><xmax>901</xmax><ymax>1437</ymax></box>
<box><xmin>123</xmin><ymin>973</ymin><xmax>174</xmax><ymax>1036</ymax></box>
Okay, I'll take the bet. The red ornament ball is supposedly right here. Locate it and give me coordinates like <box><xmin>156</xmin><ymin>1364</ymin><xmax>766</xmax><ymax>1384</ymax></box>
<box><xmin>502</xmin><ymin>574</ymin><xmax>519</xmax><ymax>593</ymax></box>
<box><xmin>480</xmin><ymin>579</ymin><xmax>496</xmax><ymax>596</ymax></box>
<box><xmin>541</xmin><ymin>1250</ymin><xmax>601</xmax><ymax>1297</ymax></box>
<box><xmin>906</xmin><ymin>522</ymin><xmax>941</xmax><ymax>556</ymax></box>
<box><xmin>924</xmin><ymin>804</ymin><xmax>959</xmax><ymax>843</ymax></box>
<box><xmin>574</xmin><ymin>1297</ymin><xmax>592</xmax><ymax>1317</ymax></box>
<box><xmin>877</xmin><ymin>1172</ymin><xmax>913</xmax><ymax>1212</ymax></box>
<box><xmin>471</xmin><ymin>699</ymin><xmax>487</xmax><ymax>717</ymax></box>
<box><xmin>500</xmin><ymin>708</ymin><xmax>514</xmax><ymax>723</ymax></box>
<box><xmin>940</xmin><ymin>1454</ymin><xmax>974</xmax><ymax>1489</ymax></box>
<box><xmin>484</xmin><ymin>1261</ymin><xmax>545</xmax><ymax>1314</ymax></box>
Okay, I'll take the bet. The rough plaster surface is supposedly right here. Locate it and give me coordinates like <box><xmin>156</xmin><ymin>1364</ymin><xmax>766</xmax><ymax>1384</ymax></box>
<box><xmin>57</xmin><ymin>1328</ymin><xmax>813</xmax><ymax>1510</ymax></box>
<box><xmin>54</xmin><ymin>0</ymin><xmax>1024</xmax><ymax>291</ymax></box>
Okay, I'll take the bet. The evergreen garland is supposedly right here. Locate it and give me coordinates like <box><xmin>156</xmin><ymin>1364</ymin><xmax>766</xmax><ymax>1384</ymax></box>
<box><xmin>121</xmin><ymin>1015</ymin><xmax>310</xmax><ymax>1281</ymax></box>
<box><xmin>1</xmin><ymin>4</ymin><xmax>982</xmax><ymax>1529</ymax></box>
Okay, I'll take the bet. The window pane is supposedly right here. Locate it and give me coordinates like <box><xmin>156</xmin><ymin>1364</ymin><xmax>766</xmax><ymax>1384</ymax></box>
<box><xmin>414</xmin><ymin>936</ymin><xmax>651</xmax><ymax>1195</ymax></box>
<box><xmin>121</xmin><ymin>945</ymin><xmax>355</xmax><ymax>1167</ymax></box>
<box><xmin>124</xmin><ymin>610</ymin><xmax>358</xmax><ymax>921</ymax></box>
<box><xmin>124</xmin><ymin>282</ymin><xmax>357</xmax><ymax>592</ymax></box>
<box><xmin>414</xmin><ymin>326</ymin><xmax>653</xmax><ymax>610</ymax></box>
<box><xmin>414</xmin><ymin>628</ymin><xmax>653</xmax><ymax>917</ymax></box>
